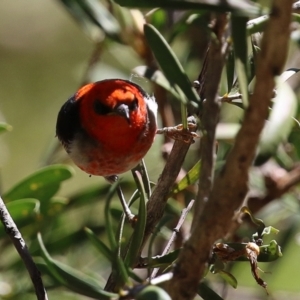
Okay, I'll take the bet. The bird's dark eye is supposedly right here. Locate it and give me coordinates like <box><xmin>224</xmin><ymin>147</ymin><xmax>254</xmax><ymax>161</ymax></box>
<box><xmin>128</xmin><ymin>98</ymin><xmax>138</xmax><ymax>111</ymax></box>
<box><xmin>94</xmin><ymin>100</ymin><xmax>112</xmax><ymax>115</ymax></box>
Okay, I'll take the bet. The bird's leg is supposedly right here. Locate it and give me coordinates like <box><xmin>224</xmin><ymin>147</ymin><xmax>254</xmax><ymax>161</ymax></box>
<box><xmin>156</xmin><ymin>116</ymin><xmax>199</xmax><ymax>143</ymax></box>
<box><xmin>105</xmin><ymin>175</ymin><xmax>135</xmax><ymax>222</ymax></box>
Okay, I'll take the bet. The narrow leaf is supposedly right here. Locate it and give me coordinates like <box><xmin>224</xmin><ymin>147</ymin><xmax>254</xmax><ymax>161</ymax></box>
<box><xmin>0</xmin><ymin>122</ymin><xmax>12</xmax><ymax>134</ymax></box>
<box><xmin>115</xmin><ymin>0</ymin><xmax>259</xmax><ymax>15</ymax></box>
<box><xmin>136</xmin><ymin>285</ymin><xmax>171</xmax><ymax>300</ymax></box>
<box><xmin>256</xmin><ymin>79</ymin><xmax>298</xmax><ymax>165</ymax></box>
<box><xmin>125</xmin><ymin>172</ymin><xmax>147</xmax><ymax>267</ymax></box>
<box><xmin>258</xmin><ymin>241</ymin><xmax>282</xmax><ymax>262</ymax></box>
<box><xmin>132</xmin><ymin>66</ymin><xmax>182</xmax><ymax>101</ymax></box>
<box><xmin>226</xmin><ymin>50</ymin><xmax>235</xmax><ymax>92</ymax></box>
<box><xmin>84</xmin><ymin>227</ymin><xmax>113</xmax><ymax>262</ymax></box>
<box><xmin>232</xmin><ymin>15</ymin><xmax>249</xmax><ymax>107</ymax></box>
<box><xmin>144</xmin><ymin>24</ymin><xmax>199</xmax><ymax>104</ymax></box>
<box><xmin>247</xmin><ymin>15</ymin><xmax>269</xmax><ymax>35</ymax></box>
<box><xmin>144</xmin><ymin>249</ymin><xmax>180</xmax><ymax>268</ymax></box>
<box><xmin>171</xmin><ymin>160</ymin><xmax>201</xmax><ymax>194</ymax></box>
<box><xmin>104</xmin><ymin>182</ymin><xmax>119</xmax><ymax>250</ymax></box>
<box><xmin>105</xmin><ymin>182</ymin><xmax>130</xmax><ymax>286</ymax></box>
<box><xmin>3</xmin><ymin>165</ymin><xmax>74</xmax><ymax>202</ymax></box>
<box><xmin>6</xmin><ymin>198</ymin><xmax>40</xmax><ymax>219</ymax></box>
<box><xmin>198</xmin><ymin>282</ymin><xmax>224</xmax><ymax>300</ymax></box>
<box><xmin>218</xmin><ymin>270</ymin><xmax>238</xmax><ymax>288</ymax></box>
<box><xmin>0</xmin><ymin>199</ymin><xmax>40</xmax><ymax>237</ymax></box>
<box><xmin>37</xmin><ymin>233</ymin><xmax>116</xmax><ymax>299</ymax></box>
<box><xmin>59</xmin><ymin>0</ymin><xmax>120</xmax><ymax>39</ymax></box>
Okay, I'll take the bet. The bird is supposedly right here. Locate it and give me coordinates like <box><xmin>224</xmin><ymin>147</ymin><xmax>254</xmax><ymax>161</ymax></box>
<box><xmin>56</xmin><ymin>79</ymin><xmax>157</xmax><ymax>219</ymax></box>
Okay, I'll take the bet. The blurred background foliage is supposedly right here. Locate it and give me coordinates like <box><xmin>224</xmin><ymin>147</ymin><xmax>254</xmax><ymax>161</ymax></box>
<box><xmin>1</xmin><ymin>0</ymin><xmax>300</xmax><ymax>299</ymax></box>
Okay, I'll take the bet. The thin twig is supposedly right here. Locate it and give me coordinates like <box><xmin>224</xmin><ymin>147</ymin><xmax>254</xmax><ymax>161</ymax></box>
<box><xmin>150</xmin><ymin>199</ymin><xmax>195</xmax><ymax>280</ymax></box>
<box><xmin>218</xmin><ymin>90</ymin><xmax>277</xmax><ymax>103</ymax></box>
<box><xmin>116</xmin><ymin>186</ymin><xmax>135</xmax><ymax>222</ymax></box>
<box><xmin>0</xmin><ymin>196</ymin><xmax>48</xmax><ymax>300</ymax></box>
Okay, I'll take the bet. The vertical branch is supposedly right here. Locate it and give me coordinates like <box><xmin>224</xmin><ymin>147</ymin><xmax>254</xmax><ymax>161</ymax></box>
<box><xmin>192</xmin><ymin>14</ymin><xmax>229</xmax><ymax>227</ymax></box>
<box><xmin>166</xmin><ymin>1</ymin><xmax>293</xmax><ymax>299</ymax></box>
<box><xmin>0</xmin><ymin>196</ymin><xmax>48</xmax><ymax>300</ymax></box>
<box><xmin>165</xmin><ymin>14</ymin><xmax>228</xmax><ymax>300</ymax></box>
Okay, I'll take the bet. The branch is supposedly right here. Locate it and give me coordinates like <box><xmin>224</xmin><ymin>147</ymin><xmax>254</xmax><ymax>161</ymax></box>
<box><xmin>150</xmin><ymin>199</ymin><xmax>195</xmax><ymax>279</ymax></box>
<box><xmin>248</xmin><ymin>164</ymin><xmax>300</xmax><ymax>213</ymax></box>
<box><xmin>105</xmin><ymin>125</ymin><xmax>196</xmax><ymax>292</ymax></box>
<box><xmin>167</xmin><ymin>1</ymin><xmax>293</xmax><ymax>299</ymax></box>
<box><xmin>0</xmin><ymin>196</ymin><xmax>48</xmax><ymax>300</ymax></box>
<box><xmin>143</xmin><ymin>128</ymin><xmax>195</xmax><ymax>248</ymax></box>
<box><xmin>192</xmin><ymin>14</ymin><xmax>229</xmax><ymax>226</ymax></box>
<box><xmin>226</xmin><ymin>163</ymin><xmax>300</xmax><ymax>239</ymax></box>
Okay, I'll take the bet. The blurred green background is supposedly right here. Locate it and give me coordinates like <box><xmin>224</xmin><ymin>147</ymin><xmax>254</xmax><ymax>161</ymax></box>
<box><xmin>1</xmin><ymin>1</ymin><xmax>300</xmax><ymax>300</ymax></box>
<box><xmin>0</xmin><ymin>0</ymin><xmax>163</xmax><ymax>194</ymax></box>
<box><xmin>0</xmin><ymin>0</ymin><xmax>93</xmax><ymax>191</ymax></box>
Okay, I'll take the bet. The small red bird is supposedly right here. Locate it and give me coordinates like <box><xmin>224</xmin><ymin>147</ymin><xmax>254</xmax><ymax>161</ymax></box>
<box><xmin>56</xmin><ymin>79</ymin><xmax>157</xmax><ymax>182</ymax></box>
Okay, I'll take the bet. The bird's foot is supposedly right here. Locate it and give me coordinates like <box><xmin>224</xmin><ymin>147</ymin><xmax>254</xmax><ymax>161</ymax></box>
<box><xmin>156</xmin><ymin>117</ymin><xmax>199</xmax><ymax>143</ymax></box>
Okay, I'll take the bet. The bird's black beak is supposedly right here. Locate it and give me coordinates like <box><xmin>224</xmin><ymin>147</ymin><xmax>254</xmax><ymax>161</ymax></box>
<box><xmin>114</xmin><ymin>103</ymin><xmax>130</xmax><ymax>124</ymax></box>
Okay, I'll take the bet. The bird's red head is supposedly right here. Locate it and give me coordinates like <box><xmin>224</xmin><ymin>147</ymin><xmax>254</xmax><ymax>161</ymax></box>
<box><xmin>56</xmin><ymin>79</ymin><xmax>157</xmax><ymax>177</ymax></box>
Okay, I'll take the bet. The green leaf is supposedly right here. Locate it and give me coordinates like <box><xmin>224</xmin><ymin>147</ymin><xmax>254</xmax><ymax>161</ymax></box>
<box><xmin>0</xmin><ymin>122</ymin><xmax>12</xmax><ymax>134</ymax></box>
<box><xmin>171</xmin><ymin>160</ymin><xmax>201</xmax><ymax>194</ymax></box>
<box><xmin>247</xmin><ymin>15</ymin><xmax>268</xmax><ymax>35</ymax></box>
<box><xmin>59</xmin><ymin>0</ymin><xmax>120</xmax><ymax>39</ymax></box>
<box><xmin>131</xmin><ymin>160</ymin><xmax>152</xmax><ymax>200</ymax></box>
<box><xmin>136</xmin><ymin>285</ymin><xmax>171</xmax><ymax>300</ymax></box>
<box><xmin>104</xmin><ymin>182</ymin><xmax>130</xmax><ymax>287</ymax></box>
<box><xmin>37</xmin><ymin>233</ymin><xmax>117</xmax><ymax>299</ymax></box>
<box><xmin>84</xmin><ymin>227</ymin><xmax>113</xmax><ymax>262</ymax></box>
<box><xmin>0</xmin><ymin>199</ymin><xmax>40</xmax><ymax>237</ymax></box>
<box><xmin>115</xmin><ymin>0</ymin><xmax>259</xmax><ymax>15</ymax></box>
<box><xmin>143</xmin><ymin>249</ymin><xmax>180</xmax><ymax>268</ymax></box>
<box><xmin>258</xmin><ymin>240</ymin><xmax>282</xmax><ymax>262</ymax></box>
<box><xmin>248</xmin><ymin>13</ymin><xmax>300</xmax><ymax>36</ymax></box>
<box><xmin>6</xmin><ymin>198</ymin><xmax>40</xmax><ymax>220</ymax></box>
<box><xmin>3</xmin><ymin>165</ymin><xmax>74</xmax><ymax>202</ymax></box>
<box><xmin>256</xmin><ymin>79</ymin><xmax>298</xmax><ymax>165</ymax></box>
<box><xmin>104</xmin><ymin>182</ymin><xmax>119</xmax><ymax>250</ymax></box>
<box><xmin>217</xmin><ymin>270</ymin><xmax>238</xmax><ymax>288</ymax></box>
<box><xmin>144</xmin><ymin>24</ymin><xmax>200</xmax><ymax>104</ymax></box>
<box><xmin>249</xmin><ymin>34</ymin><xmax>260</xmax><ymax>83</ymax></box>
<box><xmin>40</xmin><ymin>196</ymin><xmax>68</xmax><ymax>216</ymax></box>
<box><xmin>261</xmin><ymin>226</ymin><xmax>280</xmax><ymax>236</ymax></box>
<box><xmin>132</xmin><ymin>66</ymin><xmax>182</xmax><ymax>101</ymax></box>
<box><xmin>232</xmin><ymin>15</ymin><xmax>249</xmax><ymax>107</ymax></box>
<box><xmin>125</xmin><ymin>172</ymin><xmax>147</xmax><ymax>267</ymax></box>
<box><xmin>68</xmin><ymin>183</ymin><xmax>118</xmax><ymax>207</ymax></box>
<box><xmin>198</xmin><ymin>282</ymin><xmax>224</xmax><ymax>300</ymax></box>
<box><xmin>241</xmin><ymin>206</ymin><xmax>265</xmax><ymax>229</ymax></box>
<box><xmin>226</xmin><ymin>50</ymin><xmax>235</xmax><ymax>93</ymax></box>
